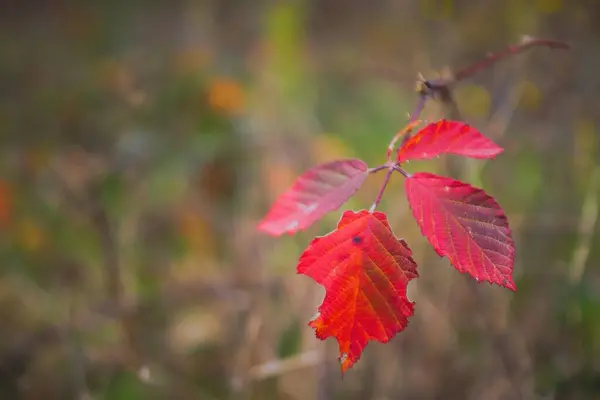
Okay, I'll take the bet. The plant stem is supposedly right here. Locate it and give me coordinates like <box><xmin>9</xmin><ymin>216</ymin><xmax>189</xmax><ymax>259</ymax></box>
<box><xmin>452</xmin><ymin>36</ymin><xmax>569</xmax><ymax>83</ymax></box>
<box><xmin>398</xmin><ymin>93</ymin><xmax>429</xmax><ymax>149</ymax></box>
<box><xmin>393</xmin><ymin>165</ymin><xmax>411</xmax><ymax>178</ymax></box>
<box><xmin>369</xmin><ymin>166</ymin><xmax>394</xmax><ymax>212</ymax></box>
<box><xmin>368</xmin><ymin>164</ymin><xmax>388</xmax><ymax>174</ymax></box>
<box><xmin>387</xmin><ymin>120</ymin><xmax>421</xmax><ymax>162</ymax></box>
<box><xmin>374</xmin><ymin>36</ymin><xmax>570</xmax><ymax>213</ymax></box>
<box><xmin>396</xmin><ymin>36</ymin><xmax>569</xmax><ymax>149</ymax></box>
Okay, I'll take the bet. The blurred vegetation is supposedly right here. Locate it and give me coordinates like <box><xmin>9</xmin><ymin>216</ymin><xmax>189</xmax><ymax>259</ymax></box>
<box><xmin>1</xmin><ymin>1</ymin><xmax>599</xmax><ymax>399</ymax></box>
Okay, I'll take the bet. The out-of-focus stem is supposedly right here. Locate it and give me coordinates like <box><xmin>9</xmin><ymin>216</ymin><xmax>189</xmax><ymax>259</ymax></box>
<box><xmin>369</xmin><ymin>167</ymin><xmax>395</xmax><ymax>212</ymax></box>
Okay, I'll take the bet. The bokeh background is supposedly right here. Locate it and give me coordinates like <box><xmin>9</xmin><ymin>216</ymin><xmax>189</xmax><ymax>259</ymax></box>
<box><xmin>1</xmin><ymin>1</ymin><xmax>599</xmax><ymax>399</ymax></box>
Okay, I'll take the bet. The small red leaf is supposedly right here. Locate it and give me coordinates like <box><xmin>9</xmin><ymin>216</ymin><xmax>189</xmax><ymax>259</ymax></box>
<box><xmin>397</xmin><ymin>120</ymin><xmax>503</xmax><ymax>163</ymax></box>
<box><xmin>258</xmin><ymin>159</ymin><xmax>369</xmax><ymax>236</ymax></box>
<box><xmin>405</xmin><ymin>172</ymin><xmax>515</xmax><ymax>290</ymax></box>
<box><xmin>297</xmin><ymin>210</ymin><xmax>418</xmax><ymax>374</ymax></box>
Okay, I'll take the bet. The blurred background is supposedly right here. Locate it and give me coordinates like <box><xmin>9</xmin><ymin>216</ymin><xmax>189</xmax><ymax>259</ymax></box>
<box><xmin>1</xmin><ymin>1</ymin><xmax>599</xmax><ymax>399</ymax></box>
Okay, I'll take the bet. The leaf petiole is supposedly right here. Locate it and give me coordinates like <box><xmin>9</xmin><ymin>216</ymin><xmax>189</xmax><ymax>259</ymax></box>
<box><xmin>369</xmin><ymin>166</ymin><xmax>395</xmax><ymax>213</ymax></box>
<box><xmin>387</xmin><ymin>120</ymin><xmax>422</xmax><ymax>162</ymax></box>
<box><xmin>368</xmin><ymin>164</ymin><xmax>389</xmax><ymax>174</ymax></box>
<box><xmin>393</xmin><ymin>165</ymin><xmax>412</xmax><ymax>178</ymax></box>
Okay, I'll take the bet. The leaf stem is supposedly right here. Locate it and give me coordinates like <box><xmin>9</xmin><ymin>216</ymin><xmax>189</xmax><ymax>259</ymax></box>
<box><xmin>387</xmin><ymin>120</ymin><xmax>421</xmax><ymax>162</ymax></box>
<box><xmin>393</xmin><ymin>165</ymin><xmax>411</xmax><ymax>178</ymax></box>
<box><xmin>452</xmin><ymin>36</ymin><xmax>570</xmax><ymax>83</ymax></box>
<box><xmin>398</xmin><ymin>93</ymin><xmax>429</xmax><ymax>151</ymax></box>
<box><xmin>369</xmin><ymin>166</ymin><xmax>394</xmax><ymax>213</ymax></box>
<box><xmin>368</xmin><ymin>164</ymin><xmax>388</xmax><ymax>174</ymax></box>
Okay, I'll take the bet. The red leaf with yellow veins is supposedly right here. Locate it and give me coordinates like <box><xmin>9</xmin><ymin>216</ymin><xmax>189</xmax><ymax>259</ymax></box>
<box><xmin>397</xmin><ymin>120</ymin><xmax>503</xmax><ymax>163</ymax></box>
<box><xmin>405</xmin><ymin>172</ymin><xmax>515</xmax><ymax>290</ymax></box>
<box><xmin>297</xmin><ymin>210</ymin><xmax>418</xmax><ymax>374</ymax></box>
<box><xmin>258</xmin><ymin>159</ymin><xmax>369</xmax><ymax>236</ymax></box>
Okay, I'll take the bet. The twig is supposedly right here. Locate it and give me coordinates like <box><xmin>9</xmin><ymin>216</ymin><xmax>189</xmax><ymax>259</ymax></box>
<box><xmin>369</xmin><ymin>167</ymin><xmax>394</xmax><ymax>213</ymax></box>
<box><xmin>247</xmin><ymin>350</ymin><xmax>321</xmax><ymax>380</ymax></box>
<box><xmin>390</xmin><ymin>38</ymin><xmax>570</xmax><ymax>399</ymax></box>
<box><xmin>408</xmin><ymin>93</ymin><xmax>428</xmax><ymax>124</ymax></box>
<box><xmin>91</xmin><ymin>205</ymin><xmax>122</xmax><ymax>304</ymax></box>
<box><xmin>373</xmin><ymin>36</ymin><xmax>569</xmax><ymax>217</ymax></box>
<box><xmin>452</xmin><ymin>36</ymin><xmax>570</xmax><ymax>83</ymax></box>
<box><xmin>387</xmin><ymin>120</ymin><xmax>421</xmax><ymax>162</ymax></box>
<box><xmin>398</xmin><ymin>36</ymin><xmax>570</xmax><ymax>147</ymax></box>
<box><xmin>569</xmin><ymin>165</ymin><xmax>600</xmax><ymax>283</ymax></box>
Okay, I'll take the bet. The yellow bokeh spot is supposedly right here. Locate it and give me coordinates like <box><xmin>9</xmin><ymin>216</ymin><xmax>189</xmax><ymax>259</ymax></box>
<box><xmin>207</xmin><ymin>77</ymin><xmax>245</xmax><ymax>115</ymax></box>
<box><xmin>311</xmin><ymin>134</ymin><xmax>353</xmax><ymax>164</ymax></box>
<box><xmin>518</xmin><ymin>80</ymin><xmax>542</xmax><ymax>112</ymax></box>
<box><xmin>453</xmin><ymin>84</ymin><xmax>491</xmax><ymax>118</ymax></box>
<box><xmin>16</xmin><ymin>218</ymin><xmax>45</xmax><ymax>252</ymax></box>
<box><xmin>533</xmin><ymin>0</ymin><xmax>562</xmax><ymax>14</ymax></box>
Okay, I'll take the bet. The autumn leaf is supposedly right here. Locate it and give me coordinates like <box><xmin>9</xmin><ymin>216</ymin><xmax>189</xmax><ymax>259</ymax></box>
<box><xmin>397</xmin><ymin>120</ymin><xmax>503</xmax><ymax>163</ymax></box>
<box><xmin>405</xmin><ymin>172</ymin><xmax>515</xmax><ymax>290</ymax></box>
<box><xmin>297</xmin><ymin>210</ymin><xmax>418</xmax><ymax>373</ymax></box>
<box><xmin>258</xmin><ymin>159</ymin><xmax>370</xmax><ymax>236</ymax></box>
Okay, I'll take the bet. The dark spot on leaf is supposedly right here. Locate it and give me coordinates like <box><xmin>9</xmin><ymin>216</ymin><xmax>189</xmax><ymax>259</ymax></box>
<box><xmin>502</xmin><ymin>278</ymin><xmax>508</xmax><ymax>286</ymax></box>
<box><xmin>352</xmin><ymin>236</ymin><xmax>362</xmax><ymax>245</ymax></box>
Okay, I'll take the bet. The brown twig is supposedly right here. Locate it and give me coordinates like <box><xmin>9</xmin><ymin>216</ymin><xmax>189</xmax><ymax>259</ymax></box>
<box><xmin>569</xmin><ymin>165</ymin><xmax>600</xmax><ymax>283</ymax></box>
<box><xmin>92</xmin><ymin>206</ymin><xmax>123</xmax><ymax>304</ymax></box>
<box><xmin>247</xmin><ymin>350</ymin><xmax>321</xmax><ymax>380</ymax></box>
<box><xmin>369</xmin><ymin>37</ymin><xmax>569</xmax><ymax>213</ymax></box>
<box><xmin>398</xmin><ymin>36</ymin><xmax>570</xmax><ymax>147</ymax></box>
<box><xmin>369</xmin><ymin>167</ymin><xmax>394</xmax><ymax>213</ymax></box>
<box><xmin>387</xmin><ymin>120</ymin><xmax>421</xmax><ymax>162</ymax></box>
<box><xmin>452</xmin><ymin>36</ymin><xmax>570</xmax><ymax>83</ymax></box>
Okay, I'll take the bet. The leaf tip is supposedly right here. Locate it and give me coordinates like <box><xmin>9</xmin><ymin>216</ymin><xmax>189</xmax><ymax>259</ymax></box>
<box><xmin>339</xmin><ymin>352</ymin><xmax>352</xmax><ymax>375</ymax></box>
<box><xmin>502</xmin><ymin>277</ymin><xmax>517</xmax><ymax>291</ymax></box>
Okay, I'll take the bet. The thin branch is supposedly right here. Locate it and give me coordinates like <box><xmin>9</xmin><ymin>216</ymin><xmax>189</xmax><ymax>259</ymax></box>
<box><xmin>569</xmin><ymin>165</ymin><xmax>600</xmax><ymax>283</ymax></box>
<box><xmin>92</xmin><ymin>206</ymin><xmax>123</xmax><ymax>304</ymax></box>
<box><xmin>397</xmin><ymin>36</ymin><xmax>569</xmax><ymax>148</ymax></box>
<box><xmin>369</xmin><ymin>167</ymin><xmax>395</xmax><ymax>212</ymax></box>
<box><xmin>398</xmin><ymin>93</ymin><xmax>429</xmax><ymax>149</ymax></box>
<box><xmin>452</xmin><ymin>36</ymin><xmax>570</xmax><ymax>83</ymax></box>
<box><xmin>387</xmin><ymin>120</ymin><xmax>421</xmax><ymax>162</ymax></box>
<box><xmin>393</xmin><ymin>165</ymin><xmax>411</xmax><ymax>178</ymax></box>
<box><xmin>247</xmin><ymin>350</ymin><xmax>321</xmax><ymax>380</ymax></box>
<box><xmin>409</xmin><ymin>93</ymin><xmax>429</xmax><ymax>124</ymax></box>
<box><xmin>368</xmin><ymin>164</ymin><xmax>389</xmax><ymax>174</ymax></box>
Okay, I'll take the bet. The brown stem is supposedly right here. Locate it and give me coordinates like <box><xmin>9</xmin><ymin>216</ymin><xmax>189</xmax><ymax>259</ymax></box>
<box><xmin>399</xmin><ymin>93</ymin><xmax>429</xmax><ymax>149</ymax></box>
<box><xmin>452</xmin><ymin>36</ymin><xmax>570</xmax><ymax>83</ymax></box>
<box><xmin>387</xmin><ymin>120</ymin><xmax>421</xmax><ymax>162</ymax></box>
<box><xmin>396</xmin><ymin>36</ymin><xmax>569</xmax><ymax>149</ymax></box>
<box><xmin>92</xmin><ymin>207</ymin><xmax>122</xmax><ymax>304</ymax></box>
<box><xmin>369</xmin><ymin>166</ymin><xmax>395</xmax><ymax>212</ymax></box>
<box><xmin>368</xmin><ymin>164</ymin><xmax>389</xmax><ymax>174</ymax></box>
<box><xmin>393</xmin><ymin>165</ymin><xmax>411</xmax><ymax>178</ymax></box>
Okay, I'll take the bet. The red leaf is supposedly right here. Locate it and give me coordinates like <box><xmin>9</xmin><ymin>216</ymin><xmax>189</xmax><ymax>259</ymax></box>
<box><xmin>405</xmin><ymin>172</ymin><xmax>515</xmax><ymax>290</ymax></box>
<box><xmin>258</xmin><ymin>159</ymin><xmax>369</xmax><ymax>236</ymax></box>
<box><xmin>297</xmin><ymin>210</ymin><xmax>418</xmax><ymax>374</ymax></box>
<box><xmin>397</xmin><ymin>120</ymin><xmax>503</xmax><ymax>163</ymax></box>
